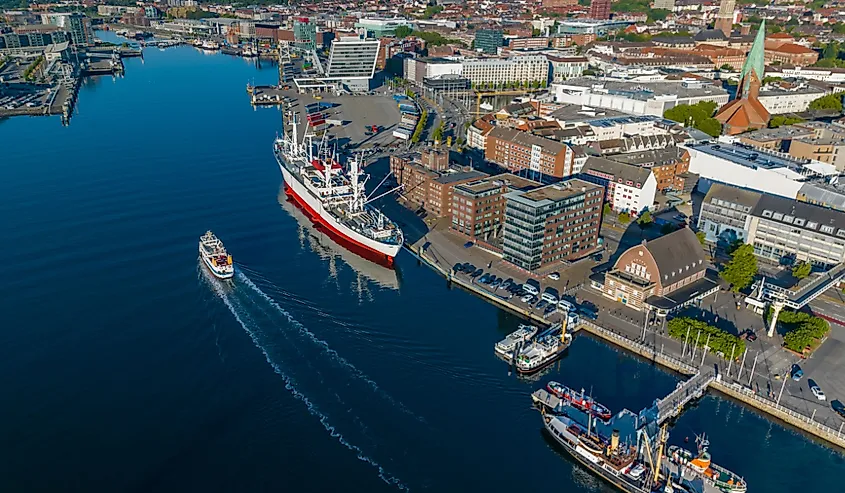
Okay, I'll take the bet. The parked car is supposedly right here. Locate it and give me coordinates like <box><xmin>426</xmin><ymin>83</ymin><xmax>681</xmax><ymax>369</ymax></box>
<box><xmin>521</xmin><ymin>294</ymin><xmax>535</xmax><ymax>303</ymax></box>
<box><xmin>479</xmin><ymin>273</ymin><xmax>491</xmax><ymax>284</ymax></box>
<box><xmin>544</xmin><ymin>305</ymin><xmax>556</xmax><ymax>314</ymax></box>
<box><xmin>462</xmin><ymin>263</ymin><xmax>475</xmax><ymax>272</ymax></box>
<box><xmin>463</xmin><ymin>241</ymin><xmax>474</xmax><ymax>248</ymax></box>
<box><xmin>471</xmin><ymin>268</ymin><xmax>483</xmax><ymax>278</ymax></box>
<box><xmin>548</xmin><ymin>272</ymin><xmax>560</xmax><ymax>281</ymax></box>
<box><xmin>791</xmin><ymin>365</ymin><xmax>804</xmax><ymax>381</ymax></box>
<box><xmin>578</xmin><ymin>306</ymin><xmax>598</xmax><ymax>320</ymax></box>
<box><xmin>491</xmin><ymin>278</ymin><xmax>502</xmax><ymax>289</ymax></box>
<box><xmin>453</xmin><ymin>263</ymin><xmax>464</xmax><ymax>273</ymax></box>
<box><xmin>541</xmin><ymin>287</ymin><xmax>560</xmax><ymax>305</ymax></box>
<box><xmin>523</xmin><ymin>280</ymin><xmax>540</xmax><ymax>296</ymax></box>
<box><xmin>502</xmin><ymin>278</ymin><xmax>514</xmax><ymax>289</ymax></box>
<box><xmin>811</xmin><ymin>384</ymin><xmax>826</xmax><ymax>401</ymax></box>
<box><xmin>536</xmin><ymin>300</ymin><xmax>548</xmax><ymax>310</ymax></box>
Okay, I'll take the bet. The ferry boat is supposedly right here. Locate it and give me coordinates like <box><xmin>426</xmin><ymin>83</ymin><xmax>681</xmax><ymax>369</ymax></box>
<box><xmin>667</xmin><ymin>436</ymin><xmax>747</xmax><ymax>493</ymax></box>
<box><xmin>273</xmin><ymin>112</ymin><xmax>403</xmax><ymax>266</ymax></box>
<box><xmin>547</xmin><ymin>382</ymin><xmax>613</xmax><ymax>421</ymax></box>
<box><xmin>543</xmin><ymin>413</ymin><xmax>658</xmax><ymax>493</ymax></box>
<box><xmin>494</xmin><ymin>324</ymin><xmax>539</xmax><ymax>359</ymax></box>
<box><xmin>199</xmin><ymin>231</ymin><xmax>234</xmax><ymax>279</ymax></box>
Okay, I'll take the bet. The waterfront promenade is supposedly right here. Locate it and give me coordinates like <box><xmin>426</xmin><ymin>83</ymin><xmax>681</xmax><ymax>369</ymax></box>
<box><xmin>400</xmin><ymin>217</ymin><xmax>845</xmax><ymax>450</ymax></box>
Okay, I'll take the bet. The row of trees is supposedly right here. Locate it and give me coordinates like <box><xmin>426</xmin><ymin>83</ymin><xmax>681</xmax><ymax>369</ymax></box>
<box><xmin>471</xmin><ymin>80</ymin><xmax>548</xmax><ymax>91</ymax></box>
<box><xmin>663</xmin><ymin>101</ymin><xmax>722</xmax><ymax>138</ymax></box>
<box><xmin>668</xmin><ymin>317</ymin><xmax>746</xmax><ymax>360</ymax></box>
<box><xmin>410</xmin><ymin>108</ymin><xmax>428</xmax><ymax>144</ymax></box>
<box><xmin>767</xmin><ymin>308</ymin><xmax>830</xmax><ymax>353</ymax></box>
<box><xmin>768</xmin><ymin>115</ymin><xmax>804</xmax><ymax>128</ymax></box>
<box><xmin>23</xmin><ymin>55</ymin><xmax>44</xmax><ymax>82</ymax></box>
<box><xmin>393</xmin><ymin>27</ymin><xmax>463</xmax><ymax>48</ymax></box>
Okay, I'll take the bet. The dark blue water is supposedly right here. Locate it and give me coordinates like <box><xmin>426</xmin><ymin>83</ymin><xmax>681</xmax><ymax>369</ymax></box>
<box><xmin>1</xmin><ymin>34</ymin><xmax>842</xmax><ymax>492</ymax></box>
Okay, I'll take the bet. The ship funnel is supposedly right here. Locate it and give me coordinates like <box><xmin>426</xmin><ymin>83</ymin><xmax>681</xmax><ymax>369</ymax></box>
<box><xmin>611</xmin><ymin>429</ymin><xmax>619</xmax><ymax>453</ymax></box>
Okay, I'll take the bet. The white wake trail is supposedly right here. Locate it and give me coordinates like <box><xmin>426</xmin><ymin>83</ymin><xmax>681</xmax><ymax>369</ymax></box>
<box><xmin>205</xmin><ymin>275</ymin><xmax>410</xmax><ymax>492</ymax></box>
<box><xmin>236</xmin><ymin>271</ymin><xmax>426</xmax><ymax>423</ymax></box>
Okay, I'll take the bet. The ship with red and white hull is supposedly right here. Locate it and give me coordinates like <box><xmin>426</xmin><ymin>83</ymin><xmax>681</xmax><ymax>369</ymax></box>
<box><xmin>273</xmin><ymin>114</ymin><xmax>403</xmax><ymax>265</ymax></box>
<box><xmin>547</xmin><ymin>382</ymin><xmax>613</xmax><ymax>421</ymax></box>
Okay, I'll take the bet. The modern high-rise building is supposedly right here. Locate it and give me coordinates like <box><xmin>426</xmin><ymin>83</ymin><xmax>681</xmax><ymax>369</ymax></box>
<box><xmin>502</xmin><ymin>179</ymin><xmax>604</xmax><ymax>270</ymax></box>
<box><xmin>293</xmin><ymin>17</ymin><xmax>316</xmax><ymax>52</ymax></box>
<box><xmin>41</xmin><ymin>13</ymin><xmax>92</xmax><ymax>47</ymax></box>
<box><xmin>588</xmin><ymin>0</ymin><xmax>611</xmax><ymax>20</ymax></box>
<box><xmin>474</xmin><ymin>29</ymin><xmax>503</xmax><ymax>55</ymax></box>
<box><xmin>714</xmin><ymin>0</ymin><xmax>736</xmax><ymax>37</ymax></box>
<box><xmin>325</xmin><ymin>36</ymin><xmax>380</xmax><ymax>91</ymax></box>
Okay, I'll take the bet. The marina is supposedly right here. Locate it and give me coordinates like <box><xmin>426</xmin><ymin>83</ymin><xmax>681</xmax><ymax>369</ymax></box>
<box><xmin>1</xmin><ymin>33</ymin><xmax>843</xmax><ymax>493</ymax></box>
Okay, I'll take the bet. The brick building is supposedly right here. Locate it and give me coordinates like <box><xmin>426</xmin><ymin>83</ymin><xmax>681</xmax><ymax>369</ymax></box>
<box><xmin>451</xmin><ymin>174</ymin><xmax>541</xmax><ymax>243</ymax></box>
<box><xmin>765</xmin><ymin>43</ymin><xmax>819</xmax><ymax>67</ymax></box>
<box><xmin>607</xmin><ymin>147</ymin><xmax>691</xmax><ymax>192</ymax></box>
<box><xmin>591</xmin><ymin>227</ymin><xmax>716</xmax><ymax>313</ymax></box>
<box><xmin>390</xmin><ymin>151</ymin><xmax>487</xmax><ymax>217</ymax></box>
<box><xmin>509</xmin><ymin>37</ymin><xmax>550</xmax><ymax>50</ymax></box>
<box><xmin>485</xmin><ymin>127</ymin><xmax>576</xmax><ymax>178</ymax></box>
<box><xmin>502</xmin><ymin>179</ymin><xmax>604</xmax><ymax>271</ymax></box>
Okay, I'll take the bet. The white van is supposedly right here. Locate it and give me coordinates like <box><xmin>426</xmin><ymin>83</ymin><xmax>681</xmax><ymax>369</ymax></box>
<box><xmin>522</xmin><ymin>281</ymin><xmax>540</xmax><ymax>296</ymax></box>
<box><xmin>557</xmin><ymin>300</ymin><xmax>576</xmax><ymax>313</ymax></box>
<box><xmin>541</xmin><ymin>289</ymin><xmax>559</xmax><ymax>305</ymax></box>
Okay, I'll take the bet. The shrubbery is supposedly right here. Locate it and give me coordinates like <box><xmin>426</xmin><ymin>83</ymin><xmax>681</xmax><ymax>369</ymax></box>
<box><xmin>766</xmin><ymin>308</ymin><xmax>829</xmax><ymax>353</ymax></box>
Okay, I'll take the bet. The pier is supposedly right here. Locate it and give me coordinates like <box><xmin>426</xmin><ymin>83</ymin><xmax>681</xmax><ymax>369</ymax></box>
<box><xmin>653</xmin><ymin>370</ymin><xmax>715</xmax><ymax>425</ymax></box>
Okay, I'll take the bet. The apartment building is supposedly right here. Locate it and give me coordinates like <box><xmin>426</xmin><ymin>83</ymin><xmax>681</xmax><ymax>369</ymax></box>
<box><xmin>608</xmin><ymin>147</ymin><xmax>691</xmax><ymax>192</ymax></box>
<box><xmin>509</xmin><ymin>37</ymin><xmax>549</xmax><ymax>51</ymax></box>
<box><xmin>502</xmin><ymin>179</ymin><xmax>604</xmax><ymax>271</ymax></box>
<box><xmin>451</xmin><ymin>174</ymin><xmax>540</xmax><ymax>243</ymax></box>
<box><xmin>485</xmin><ymin>127</ymin><xmax>576</xmax><ymax>178</ymax></box>
<box><xmin>580</xmin><ymin>157</ymin><xmax>658</xmax><ymax>215</ymax></box>
<box><xmin>41</xmin><ymin>12</ymin><xmax>92</xmax><ymax>47</ymax></box>
<box><xmin>748</xmin><ymin>194</ymin><xmax>845</xmax><ymax>268</ymax></box>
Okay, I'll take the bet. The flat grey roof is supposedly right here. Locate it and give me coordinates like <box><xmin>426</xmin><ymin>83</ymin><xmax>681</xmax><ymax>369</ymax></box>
<box><xmin>752</xmin><ymin>193</ymin><xmax>845</xmax><ymax>238</ymax></box>
<box><xmin>559</xmin><ymin>77</ymin><xmax>728</xmax><ymax>101</ymax></box>
<box><xmin>686</xmin><ymin>142</ymin><xmax>809</xmax><ymax>171</ymax></box>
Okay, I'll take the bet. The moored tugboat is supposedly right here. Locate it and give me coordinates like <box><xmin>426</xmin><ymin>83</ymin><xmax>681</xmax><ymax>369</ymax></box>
<box><xmin>667</xmin><ymin>435</ymin><xmax>747</xmax><ymax>493</ymax></box>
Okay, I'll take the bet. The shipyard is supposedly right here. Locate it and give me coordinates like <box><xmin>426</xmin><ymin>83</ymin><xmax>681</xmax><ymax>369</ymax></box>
<box><xmin>3</xmin><ymin>1</ymin><xmax>845</xmax><ymax>492</ymax></box>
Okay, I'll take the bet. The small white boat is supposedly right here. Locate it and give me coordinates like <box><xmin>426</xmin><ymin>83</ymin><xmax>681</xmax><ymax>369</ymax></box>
<box><xmin>495</xmin><ymin>324</ymin><xmax>539</xmax><ymax>358</ymax></box>
<box><xmin>199</xmin><ymin>231</ymin><xmax>234</xmax><ymax>279</ymax></box>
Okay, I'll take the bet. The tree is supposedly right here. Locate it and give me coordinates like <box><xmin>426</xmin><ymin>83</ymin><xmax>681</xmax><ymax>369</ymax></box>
<box><xmin>697</xmin><ymin>118</ymin><xmax>723</xmax><ymax>137</ymax></box>
<box><xmin>792</xmin><ymin>262</ymin><xmax>812</xmax><ymax>279</ymax></box>
<box><xmin>637</xmin><ymin>210</ymin><xmax>653</xmax><ymax>227</ymax></box>
<box><xmin>603</xmin><ymin>203</ymin><xmax>612</xmax><ymax>217</ymax></box>
<box><xmin>432</xmin><ymin>123</ymin><xmax>444</xmax><ymax>143</ymax></box>
<box><xmin>663</xmin><ymin>101</ymin><xmax>721</xmax><ymax>136</ymax></box>
<box><xmin>532</xmin><ymin>28</ymin><xmax>542</xmax><ymax>37</ymax></box>
<box><xmin>720</xmin><ymin>64</ymin><xmax>734</xmax><ymax>71</ymax></box>
<box><xmin>809</xmin><ymin>93</ymin><xmax>843</xmax><ymax>112</ymax></box>
<box><xmin>696</xmin><ymin>231</ymin><xmax>706</xmax><ymax>246</ymax></box>
<box><xmin>394</xmin><ymin>26</ymin><xmax>413</xmax><ymax>39</ymax></box>
<box><xmin>618</xmin><ymin>211</ymin><xmax>631</xmax><ymax>224</ymax></box>
<box><xmin>768</xmin><ymin>115</ymin><xmax>804</xmax><ymax>128</ymax></box>
<box><xmin>823</xmin><ymin>41</ymin><xmax>840</xmax><ymax>60</ymax></box>
<box><xmin>720</xmin><ymin>243</ymin><xmax>758</xmax><ymax>292</ymax></box>
<box><xmin>531</xmin><ymin>80</ymin><xmax>540</xmax><ymax>89</ymax></box>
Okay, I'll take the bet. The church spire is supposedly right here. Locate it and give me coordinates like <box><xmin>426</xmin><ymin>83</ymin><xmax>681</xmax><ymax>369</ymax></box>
<box><xmin>739</xmin><ymin>20</ymin><xmax>767</xmax><ymax>99</ymax></box>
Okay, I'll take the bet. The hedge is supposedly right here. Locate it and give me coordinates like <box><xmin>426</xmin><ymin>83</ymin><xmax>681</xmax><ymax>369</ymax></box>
<box><xmin>667</xmin><ymin>317</ymin><xmax>745</xmax><ymax>359</ymax></box>
<box><xmin>767</xmin><ymin>308</ymin><xmax>829</xmax><ymax>353</ymax></box>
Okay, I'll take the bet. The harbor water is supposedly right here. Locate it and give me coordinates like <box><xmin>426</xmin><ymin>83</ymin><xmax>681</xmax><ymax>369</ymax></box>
<box><xmin>0</xmin><ymin>33</ymin><xmax>842</xmax><ymax>492</ymax></box>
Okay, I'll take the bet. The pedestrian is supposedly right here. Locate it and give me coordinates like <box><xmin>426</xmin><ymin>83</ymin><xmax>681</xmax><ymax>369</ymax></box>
<box><xmin>487</xmin><ymin>261</ymin><xmax>492</xmax><ymax>269</ymax></box>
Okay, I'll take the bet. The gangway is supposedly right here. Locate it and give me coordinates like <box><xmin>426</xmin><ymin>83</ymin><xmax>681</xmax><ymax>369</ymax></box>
<box><xmin>651</xmin><ymin>370</ymin><xmax>715</xmax><ymax>425</ymax></box>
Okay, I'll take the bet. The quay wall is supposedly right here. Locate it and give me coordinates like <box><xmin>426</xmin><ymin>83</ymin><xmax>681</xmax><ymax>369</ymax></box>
<box><xmin>403</xmin><ymin>241</ymin><xmax>845</xmax><ymax>451</ymax></box>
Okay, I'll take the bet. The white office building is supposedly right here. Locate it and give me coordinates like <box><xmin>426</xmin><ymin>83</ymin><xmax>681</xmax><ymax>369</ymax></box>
<box><xmin>312</xmin><ymin>36</ymin><xmax>380</xmax><ymax>92</ymax></box>
<box><xmin>461</xmin><ymin>55</ymin><xmax>549</xmax><ymax>87</ymax></box>
<box><xmin>552</xmin><ymin>78</ymin><xmax>729</xmax><ymax>117</ymax></box>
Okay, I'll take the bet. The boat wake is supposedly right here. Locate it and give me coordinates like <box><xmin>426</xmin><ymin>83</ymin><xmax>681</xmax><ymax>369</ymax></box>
<box><xmin>235</xmin><ymin>270</ymin><xmax>425</xmax><ymax>424</ymax></box>
<box><xmin>202</xmin><ymin>269</ymin><xmax>410</xmax><ymax>491</ymax></box>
